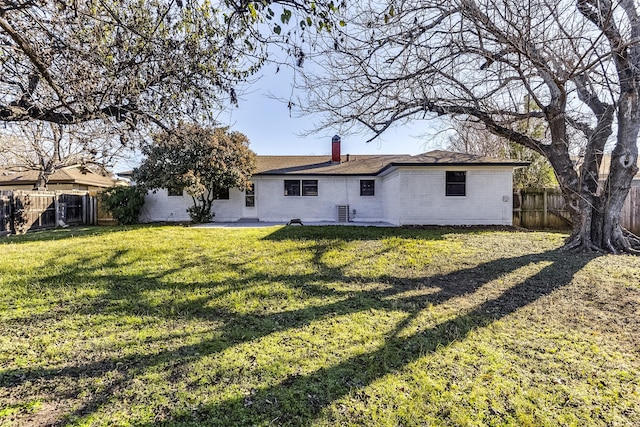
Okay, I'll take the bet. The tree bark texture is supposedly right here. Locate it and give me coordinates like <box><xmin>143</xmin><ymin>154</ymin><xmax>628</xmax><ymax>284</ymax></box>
<box><xmin>297</xmin><ymin>0</ymin><xmax>640</xmax><ymax>253</ymax></box>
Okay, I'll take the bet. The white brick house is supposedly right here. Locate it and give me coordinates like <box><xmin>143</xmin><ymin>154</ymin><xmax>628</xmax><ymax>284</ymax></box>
<box><xmin>140</xmin><ymin>138</ymin><xmax>527</xmax><ymax>225</ymax></box>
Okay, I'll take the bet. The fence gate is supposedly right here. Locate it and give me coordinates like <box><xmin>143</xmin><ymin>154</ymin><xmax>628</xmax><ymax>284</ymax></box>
<box><xmin>59</xmin><ymin>193</ymin><xmax>85</xmax><ymax>225</ymax></box>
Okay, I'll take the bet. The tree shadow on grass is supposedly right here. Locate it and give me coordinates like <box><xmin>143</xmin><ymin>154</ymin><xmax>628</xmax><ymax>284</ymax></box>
<box><xmin>142</xmin><ymin>251</ymin><xmax>594</xmax><ymax>426</ymax></box>
<box><xmin>262</xmin><ymin>224</ymin><xmax>502</xmax><ymax>242</ymax></box>
<box><xmin>0</xmin><ymin>233</ymin><xmax>594</xmax><ymax>426</ymax></box>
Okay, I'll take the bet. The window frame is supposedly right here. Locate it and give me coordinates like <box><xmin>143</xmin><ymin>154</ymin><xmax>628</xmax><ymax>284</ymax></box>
<box><xmin>284</xmin><ymin>179</ymin><xmax>318</xmax><ymax>197</ymax></box>
<box><xmin>284</xmin><ymin>180</ymin><xmax>301</xmax><ymax>196</ymax></box>
<box><xmin>245</xmin><ymin>184</ymin><xmax>255</xmax><ymax>207</ymax></box>
<box><xmin>302</xmin><ymin>179</ymin><xmax>318</xmax><ymax>196</ymax></box>
<box><xmin>445</xmin><ymin>171</ymin><xmax>466</xmax><ymax>197</ymax></box>
<box><xmin>360</xmin><ymin>179</ymin><xmax>375</xmax><ymax>196</ymax></box>
<box><xmin>214</xmin><ymin>187</ymin><xmax>230</xmax><ymax>200</ymax></box>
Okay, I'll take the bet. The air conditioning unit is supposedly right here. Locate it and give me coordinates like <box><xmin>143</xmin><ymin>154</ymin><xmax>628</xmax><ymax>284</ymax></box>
<box><xmin>336</xmin><ymin>205</ymin><xmax>350</xmax><ymax>223</ymax></box>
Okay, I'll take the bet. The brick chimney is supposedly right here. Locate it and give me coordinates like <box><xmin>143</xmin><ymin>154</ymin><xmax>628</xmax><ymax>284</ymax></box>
<box><xmin>331</xmin><ymin>135</ymin><xmax>341</xmax><ymax>163</ymax></box>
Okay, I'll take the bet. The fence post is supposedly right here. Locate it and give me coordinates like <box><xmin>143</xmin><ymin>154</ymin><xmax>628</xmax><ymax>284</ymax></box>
<box><xmin>54</xmin><ymin>192</ymin><xmax>60</xmax><ymax>226</ymax></box>
<box><xmin>512</xmin><ymin>190</ymin><xmax>521</xmax><ymax>227</ymax></box>
<box><xmin>9</xmin><ymin>193</ymin><xmax>14</xmax><ymax>234</ymax></box>
<box><xmin>82</xmin><ymin>194</ymin><xmax>87</xmax><ymax>224</ymax></box>
<box><xmin>0</xmin><ymin>191</ymin><xmax>12</xmax><ymax>236</ymax></box>
<box><xmin>543</xmin><ymin>188</ymin><xmax>548</xmax><ymax>228</ymax></box>
<box><xmin>93</xmin><ymin>196</ymin><xmax>98</xmax><ymax>225</ymax></box>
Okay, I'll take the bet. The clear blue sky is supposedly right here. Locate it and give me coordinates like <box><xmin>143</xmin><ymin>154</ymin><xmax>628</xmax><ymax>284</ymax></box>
<box><xmin>218</xmin><ymin>65</ymin><xmax>451</xmax><ymax>157</ymax></box>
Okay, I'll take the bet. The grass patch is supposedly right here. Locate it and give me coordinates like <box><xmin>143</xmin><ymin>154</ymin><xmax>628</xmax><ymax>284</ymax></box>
<box><xmin>1</xmin><ymin>225</ymin><xmax>639</xmax><ymax>426</ymax></box>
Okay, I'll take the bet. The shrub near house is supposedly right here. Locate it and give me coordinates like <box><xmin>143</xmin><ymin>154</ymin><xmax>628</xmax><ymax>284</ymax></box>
<box><xmin>100</xmin><ymin>186</ymin><xmax>146</xmax><ymax>225</ymax></box>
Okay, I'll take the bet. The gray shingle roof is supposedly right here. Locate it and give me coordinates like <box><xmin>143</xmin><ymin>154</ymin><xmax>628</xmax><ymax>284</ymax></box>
<box><xmin>255</xmin><ymin>150</ymin><xmax>529</xmax><ymax>176</ymax></box>
<box><xmin>0</xmin><ymin>166</ymin><xmax>115</xmax><ymax>187</ymax></box>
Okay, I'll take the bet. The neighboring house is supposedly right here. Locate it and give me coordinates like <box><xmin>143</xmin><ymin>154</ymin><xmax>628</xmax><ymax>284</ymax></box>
<box><xmin>0</xmin><ymin>165</ymin><xmax>117</xmax><ymax>192</ymax></box>
<box><xmin>141</xmin><ymin>137</ymin><xmax>528</xmax><ymax>226</ymax></box>
<box><xmin>595</xmin><ymin>154</ymin><xmax>640</xmax><ymax>187</ymax></box>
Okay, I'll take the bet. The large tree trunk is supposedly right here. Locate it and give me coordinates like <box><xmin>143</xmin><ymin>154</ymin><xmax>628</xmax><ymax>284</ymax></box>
<box><xmin>563</xmin><ymin>191</ymin><xmax>637</xmax><ymax>254</ymax></box>
<box><xmin>33</xmin><ymin>163</ymin><xmax>54</xmax><ymax>190</ymax></box>
<box><xmin>567</xmin><ymin>0</ymin><xmax>640</xmax><ymax>254</ymax></box>
<box><xmin>564</xmin><ymin>99</ymin><xmax>639</xmax><ymax>253</ymax></box>
<box><xmin>32</xmin><ymin>124</ymin><xmax>63</xmax><ymax>190</ymax></box>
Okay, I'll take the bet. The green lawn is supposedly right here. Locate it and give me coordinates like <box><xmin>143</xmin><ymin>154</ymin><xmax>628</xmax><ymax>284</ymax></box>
<box><xmin>1</xmin><ymin>225</ymin><xmax>639</xmax><ymax>426</ymax></box>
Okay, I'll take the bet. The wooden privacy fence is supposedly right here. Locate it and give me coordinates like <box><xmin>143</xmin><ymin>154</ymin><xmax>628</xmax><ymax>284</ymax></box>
<box><xmin>513</xmin><ymin>187</ymin><xmax>640</xmax><ymax>235</ymax></box>
<box><xmin>0</xmin><ymin>190</ymin><xmax>99</xmax><ymax>235</ymax></box>
<box><xmin>513</xmin><ymin>188</ymin><xmax>571</xmax><ymax>229</ymax></box>
<box><xmin>621</xmin><ymin>187</ymin><xmax>640</xmax><ymax>235</ymax></box>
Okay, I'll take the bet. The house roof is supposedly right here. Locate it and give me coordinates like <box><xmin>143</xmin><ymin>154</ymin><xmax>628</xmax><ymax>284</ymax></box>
<box><xmin>0</xmin><ymin>165</ymin><xmax>116</xmax><ymax>188</ymax></box>
<box><xmin>596</xmin><ymin>154</ymin><xmax>640</xmax><ymax>179</ymax></box>
<box><xmin>255</xmin><ymin>150</ymin><xmax>529</xmax><ymax>176</ymax></box>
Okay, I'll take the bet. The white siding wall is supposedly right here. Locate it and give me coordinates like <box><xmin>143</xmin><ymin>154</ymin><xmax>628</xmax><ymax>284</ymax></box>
<box><xmin>211</xmin><ymin>188</ymin><xmax>247</xmax><ymax>221</ymax></box>
<box><xmin>140</xmin><ymin>189</ymin><xmax>191</xmax><ymax>222</ymax></box>
<box><xmin>140</xmin><ymin>188</ymin><xmax>247</xmax><ymax>222</ymax></box>
<box><xmin>140</xmin><ymin>166</ymin><xmax>514</xmax><ymax>225</ymax></box>
<box><xmin>254</xmin><ymin>176</ymin><xmax>385</xmax><ymax>222</ymax></box>
<box><xmin>382</xmin><ymin>166</ymin><xmax>514</xmax><ymax>225</ymax></box>
<box><xmin>381</xmin><ymin>170</ymin><xmax>402</xmax><ymax>225</ymax></box>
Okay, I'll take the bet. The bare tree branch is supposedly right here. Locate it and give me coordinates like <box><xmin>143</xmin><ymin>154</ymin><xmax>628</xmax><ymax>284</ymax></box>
<box><xmin>294</xmin><ymin>0</ymin><xmax>640</xmax><ymax>252</ymax></box>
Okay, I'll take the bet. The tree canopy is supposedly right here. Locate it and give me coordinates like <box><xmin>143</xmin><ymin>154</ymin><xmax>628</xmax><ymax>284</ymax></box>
<box><xmin>0</xmin><ymin>0</ymin><xmax>340</xmax><ymax>128</ymax></box>
<box><xmin>297</xmin><ymin>0</ymin><xmax>640</xmax><ymax>253</ymax></box>
<box><xmin>447</xmin><ymin>119</ymin><xmax>557</xmax><ymax>190</ymax></box>
<box><xmin>0</xmin><ymin>0</ymin><xmax>255</xmax><ymax>127</ymax></box>
<box><xmin>0</xmin><ymin>0</ymin><xmax>339</xmax><ymax>187</ymax></box>
<box><xmin>134</xmin><ymin>124</ymin><xmax>256</xmax><ymax>223</ymax></box>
